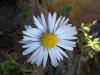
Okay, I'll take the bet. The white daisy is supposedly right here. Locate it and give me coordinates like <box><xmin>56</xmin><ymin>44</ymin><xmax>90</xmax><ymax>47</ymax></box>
<box><xmin>20</xmin><ymin>12</ymin><xmax>77</xmax><ymax>68</ymax></box>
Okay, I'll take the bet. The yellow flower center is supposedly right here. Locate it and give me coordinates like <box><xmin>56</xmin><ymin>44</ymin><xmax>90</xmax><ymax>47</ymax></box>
<box><xmin>40</xmin><ymin>33</ymin><xmax>59</xmax><ymax>48</ymax></box>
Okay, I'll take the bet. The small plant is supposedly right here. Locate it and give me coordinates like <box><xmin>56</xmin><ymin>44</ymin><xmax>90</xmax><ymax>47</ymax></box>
<box><xmin>59</xmin><ymin>3</ymin><xmax>73</xmax><ymax>17</ymax></box>
<box><xmin>80</xmin><ymin>23</ymin><xmax>100</xmax><ymax>62</ymax></box>
<box><xmin>0</xmin><ymin>59</ymin><xmax>33</xmax><ymax>75</ymax></box>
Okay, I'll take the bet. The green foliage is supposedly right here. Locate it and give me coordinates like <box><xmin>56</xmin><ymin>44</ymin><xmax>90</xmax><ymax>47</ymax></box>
<box><xmin>0</xmin><ymin>59</ymin><xmax>33</xmax><ymax>75</ymax></box>
<box><xmin>59</xmin><ymin>3</ymin><xmax>73</xmax><ymax>17</ymax></box>
<box><xmin>81</xmin><ymin>23</ymin><xmax>100</xmax><ymax>51</ymax></box>
<box><xmin>0</xmin><ymin>61</ymin><xmax>10</xmax><ymax>75</ymax></box>
<box><xmin>80</xmin><ymin>23</ymin><xmax>100</xmax><ymax>62</ymax></box>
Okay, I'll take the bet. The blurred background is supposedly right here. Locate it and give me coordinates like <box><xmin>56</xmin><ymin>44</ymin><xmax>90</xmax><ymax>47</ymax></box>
<box><xmin>0</xmin><ymin>0</ymin><xmax>100</xmax><ymax>75</ymax></box>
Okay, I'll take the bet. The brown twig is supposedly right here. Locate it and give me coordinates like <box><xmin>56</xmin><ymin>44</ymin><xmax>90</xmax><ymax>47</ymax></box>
<box><xmin>34</xmin><ymin>0</ymin><xmax>41</xmax><ymax>16</ymax></box>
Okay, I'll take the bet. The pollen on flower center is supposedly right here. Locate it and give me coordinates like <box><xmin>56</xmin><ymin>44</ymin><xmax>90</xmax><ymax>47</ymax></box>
<box><xmin>40</xmin><ymin>33</ymin><xmax>59</xmax><ymax>48</ymax></box>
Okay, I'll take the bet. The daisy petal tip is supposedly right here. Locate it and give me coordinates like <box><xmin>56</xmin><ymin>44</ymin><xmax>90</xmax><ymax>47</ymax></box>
<box><xmin>27</xmin><ymin>58</ymin><xmax>32</xmax><ymax>63</ymax></box>
<box><xmin>69</xmin><ymin>48</ymin><xmax>74</xmax><ymax>51</ymax></box>
<box><xmin>36</xmin><ymin>64</ymin><xmax>40</xmax><ymax>67</ymax></box>
<box><xmin>18</xmin><ymin>41</ymin><xmax>22</xmax><ymax>43</ymax></box>
<box><xmin>22</xmin><ymin>51</ymin><xmax>27</xmax><ymax>56</ymax></box>
<box><xmin>66</xmin><ymin>18</ymin><xmax>69</xmax><ymax>22</ymax></box>
<box><xmin>53</xmin><ymin>12</ymin><xmax>56</xmax><ymax>15</ymax></box>
<box><xmin>65</xmin><ymin>54</ymin><xmax>68</xmax><ymax>58</ymax></box>
<box><xmin>22</xmin><ymin>31</ymin><xmax>25</xmax><ymax>34</ymax></box>
<box><xmin>43</xmin><ymin>64</ymin><xmax>46</xmax><ymax>69</ymax></box>
<box><xmin>41</xmin><ymin>13</ymin><xmax>44</xmax><ymax>16</ymax></box>
<box><xmin>33</xmin><ymin>16</ymin><xmax>37</xmax><ymax>20</ymax></box>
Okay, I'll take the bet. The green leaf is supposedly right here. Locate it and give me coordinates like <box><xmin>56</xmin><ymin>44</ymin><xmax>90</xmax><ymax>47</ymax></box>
<box><xmin>59</xmin><ymin>3</ymin><xmax>73</xmax><ymax>17</ymax></box>
<box><xmin>0</xmin><ymin>60</ymin><xmax>31</xmax><ymax>75</ymax></box>
<box><xmin>93</xmin><ymin>38</ymin><xmax>99</xmax><ymax>44</ymax></box>
<box><xmin>1</xmin><ymin>61</ymin><xmax>9</xmax><ymax>75</ymax></box>
<box><xmin>94</xmin><ymin>44</ymin><xmax>100</xmax><ymax>51</ymax></box>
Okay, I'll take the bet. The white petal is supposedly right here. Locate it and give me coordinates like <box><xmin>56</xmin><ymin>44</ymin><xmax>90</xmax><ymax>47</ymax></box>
<box><xmin>37</xmin><ymin>16</ymin><xmax>43</xmax><ymax>28</ymax></box>
<box><xmin>23</xmin><ymin>28</ymin><xmax>42</xmax><ymax>37</ymax></box>
<box><xmin>41</xmin><ymin>13</ymin><xmax>47</xmax><ymax>31</ymax></box>
<box><xmin>55</xmin><ymin>25</ymin><xmax>69</xmax><ymax>35</ymax></box>
<box><xmin>53</xmin><ymin>47</ymin><xmax>60</xmax><ymax>61</ymax></box>
<box><xmin>55</xmin><ymin>46</ymin><xmax>63</xmax><ymax>60</ymax></box>
<box><xmin>33</xmin><ymin>16</ymin><xmax>45</xmax><ymax>32</ymax></box>
<box><xmin>58</xmin><ymin>17</ymin><xmax>65</xmax><ymax>28</ymax></box>
<box><xmin>62</xmin><ymin>31</ymin><xmax>77</xmax><ymax>36</ymax></box>
<box><xmin>57</xmin><ymin>46</ymin><xmax>68</xmax><ymax>58</ymax></box>
<box><xmin>52</xmin><ymin>12</ymin><xmax>57</xmax><ymax>25</ymax></box>
<box><xmin>58</xmin><ymin>40</ymin><xmax>76</xmax><ymax>47</ymax></box>
<box><xmin>57</xmin><ymin>17</ymin><xmax>69</xmax><ymax>30</ymax></box>
<box><xmin>31</xmin><ymin>47</ymin><xmax>43</xmax><ymax>64</ymax></box>
<box><xmin>57</xmin><ymin>42</ymin><xmax>73</xmax><ymax>51</ymax></box>
<box><xmin>53</xmin><ymin>47</ymin><xmax>62</xmax><ymax>61</ymax></box>
<box><xmin>48</xmin><ymin>13</ymin><xmax>52</xmax><ymax>32</ymax></box>
<box><xmin>59</xmin><ymin>35</ymin><xmax>77</xmax><ymax>40</ymax></box>
<box><xmin>61</xmin><ymin>26</ymin><xmax>77</xmax><ymax>35</ymax></box>
<box><xmin>56</xmin><ymin>26</ymin><xmax>77</xmax><ymax>40</ymax></box>
<box><xmin>19</xmin><ymin>40</ymin><xmax>32</xmax><ymax>44</ymax></box>
<box><xmin>52</xmin><ymin>48</ymin><xmax>58</xmax><ymax>67</ymax></box>
<box><xmin>22</xmin><ymin>36</ymin><xmax>33</xmax><ymax>41</ymax></box>
<box><xmin>37</xmin><ymin>16</ymin><xmax>42</xmax><ymax>23</ymax></box>
<box><xmin>48</xmin><ymin>13</ymin><xmax>55</xmax><ymax>32</ymax></box>
<box><xmin>63</xmin><ymin>18</ymin><xmax>69</xmax><ymax>25</ymax></box>
<box><xmin>25</xmin><ymin>25</ymin><xmax>33</xmax><ymax>30</ymax></box>
<box><xmin>36</xmin><ymin>49</ymin><xmax>45</xmax><ymax>66</ymax></box>
<box><xmin>22</xmin><ymin>36</ymin><xmax>39</xmax><ymax>42</ymax></box>
<box><xmin>28</xmin><ymin>46</ymin><xmax>43</xmax><ymax>63</ymax></box>
<box><xmin>49</xmin><ymin>12</ymin><xmax>57</xmax><ymax>32</ymax></box>
<box><xmin>22</xmin><ymin>44</ymin><xmax>41</xmax><ymax>55</ymax></box>
<box><xmin>55</xmin><ymin>25</ymin><xmax>77</xmax><ymax>36</ymax></box>
<box><xmin>43</xmin><ymin>49</ymin><xmax>48</xmax><ymax>68</ymax></box>
<box><xmin>37</xmin><ymin>15</ymin><xmax>47</xmax><ymax>32</ymax></box>
<box><xmin>49</xmin><ymin>48</ymin><xmax>58</xmax><ymax>67</ymax></box>
<box><xmin>65</xmin><ymin>24</ymin><xmax>72</xmax><ymax>27</ymax></box>
<box><xmin>54</xmin><ymin>16</ymin><xmax>62</xmax><ymax>32</ymax></box>
<box><xmin>22</xmin><ymin>42</ymin><xmax>40</xmax><ymax>48</ymax></box>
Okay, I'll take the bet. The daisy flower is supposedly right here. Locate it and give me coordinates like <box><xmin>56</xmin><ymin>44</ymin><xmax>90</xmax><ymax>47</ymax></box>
<box><xmin>20</xmin><ymin>12</ymin><xmax>77</xmax><ymax>68</ymax></box>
